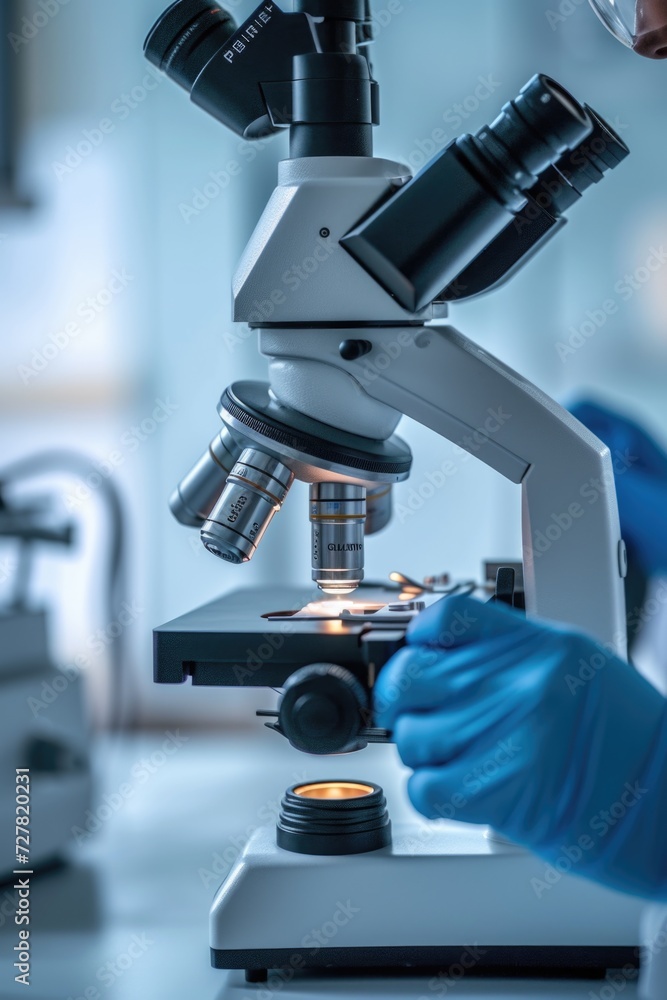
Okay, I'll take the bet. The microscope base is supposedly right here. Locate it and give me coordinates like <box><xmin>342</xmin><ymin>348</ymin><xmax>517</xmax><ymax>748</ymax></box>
<box><xmin>210</xmin><ymin>824</ymin><xmax>643</xmax><ymax>981</ymax></box>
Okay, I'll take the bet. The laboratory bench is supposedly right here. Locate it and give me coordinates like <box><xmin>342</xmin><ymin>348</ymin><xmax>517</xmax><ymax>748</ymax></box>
<box><xmin>0</xmin><ymin>732</ymin><xmax>638</xmax><ymax>999</ymax></box>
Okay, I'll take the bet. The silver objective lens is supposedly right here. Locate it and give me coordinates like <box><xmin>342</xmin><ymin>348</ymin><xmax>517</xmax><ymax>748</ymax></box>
<box><xmin>310</xmin><ymin>484</ymin><xmax>366</xmax><ymax>596</ymax></box>
<box><xmin>365</xmin><ymin>485</ymin><xmax>392</xmax><ymax>536</ymax></box>
<box><xmin>170</xmin><ymin>427</ymin><xmax>243</xmax><ymax>527</ymax></box>
<box><xmin>201</xmin><ymin>449</ymin><xmax>294</xmax><ymax>564</ymax></box>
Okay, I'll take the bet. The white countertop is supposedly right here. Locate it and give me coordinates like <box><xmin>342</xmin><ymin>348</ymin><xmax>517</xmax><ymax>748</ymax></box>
<box><xmin>0</xmin><ymin>732</ymin><xmax>639</xmax><ymax>999</ymax></box>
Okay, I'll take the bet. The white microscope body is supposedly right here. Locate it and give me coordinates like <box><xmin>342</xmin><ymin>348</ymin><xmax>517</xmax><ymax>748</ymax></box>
<box><xmin>208</xmin><ymin>154</ymin><xmax>640</xmax><ymax>985</ymax></box>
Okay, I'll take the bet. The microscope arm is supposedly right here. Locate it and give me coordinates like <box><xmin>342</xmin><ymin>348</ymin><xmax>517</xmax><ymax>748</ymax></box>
<box><xmin>261</xmin><ymin>324</ymin><xmax>628</xmax><ymax>657</ymax></box>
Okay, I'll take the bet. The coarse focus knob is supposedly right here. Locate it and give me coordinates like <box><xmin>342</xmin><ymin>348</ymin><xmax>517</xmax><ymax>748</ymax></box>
<box><xmin>279</xmin><ymin>664</ymin><xmax>369</xmax><ymax>755</ymax></box>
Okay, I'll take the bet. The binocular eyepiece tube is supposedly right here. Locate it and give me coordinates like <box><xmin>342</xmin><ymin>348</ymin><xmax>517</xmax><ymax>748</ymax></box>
<box><xmin>341</xmin><ymin>74</ymin><xmax>616</xmax><ymax>312</ymax></box>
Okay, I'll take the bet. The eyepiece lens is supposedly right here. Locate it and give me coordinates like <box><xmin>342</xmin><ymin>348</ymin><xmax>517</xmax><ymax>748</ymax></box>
<box><xmin>542</xmin><ymin>78</ymin><xmax>589</xmax><ymax>126</ymax></box>
<box><xmin>510</xmin><ymin>74</ymin><xmax>592</xmax><ymax>162</ymax></box>
<box><xmin>294</xmin><ymin>781</ymin><xmax>375</xmax><ymax>800</ymax></box>
<box><xmin>144</xmin><ymin>1</ymin><xmax>237</xmax><ymax>90</ymax></box>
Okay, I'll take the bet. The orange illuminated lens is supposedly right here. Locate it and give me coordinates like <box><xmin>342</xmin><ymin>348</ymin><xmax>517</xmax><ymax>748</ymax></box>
<box><xmin>293</xmin><ymin>781</ymin><xmax>374</xmax><ymax>801</ymax></box>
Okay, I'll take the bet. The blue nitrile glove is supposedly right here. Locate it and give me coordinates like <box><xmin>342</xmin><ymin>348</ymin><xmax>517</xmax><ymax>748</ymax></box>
<box><xmin>374</xmin><ymin>595</ymin><xmax>667</xmax><ymax>901</ymax></box>
<box><xmin>570</xmin><ymin>400</ymin><xmax>667</xmax><ymax>577</ymax></box>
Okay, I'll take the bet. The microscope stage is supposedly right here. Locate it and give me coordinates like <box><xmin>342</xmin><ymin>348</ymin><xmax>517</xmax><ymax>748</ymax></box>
<box><xmin>153</xmin><ymin>585</ymin><xmax>416</xmax><ymax>688</ymax></box>
<box><xmin>210</xmin><ymin>823</ymin><xmax>643</xmax><ymax>980</ymax></box>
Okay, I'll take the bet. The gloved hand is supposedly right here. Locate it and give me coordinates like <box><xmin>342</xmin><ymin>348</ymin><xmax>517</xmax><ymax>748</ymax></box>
<box><xmin>571</xmin><ymin>400</ymin><xmax>667</xmax><ymax>577</ymax></box>
<box><xmin>374</xmin><ymin>594</ymin><xmax>667</xmax><ymax>901</ymax></box>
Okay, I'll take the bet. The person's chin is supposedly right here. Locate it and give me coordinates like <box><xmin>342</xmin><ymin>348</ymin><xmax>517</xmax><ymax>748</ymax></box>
<box><xmin>633</xmin><ymin>23</ymin><xmax>667</xmax><ymax>58</ymax></box>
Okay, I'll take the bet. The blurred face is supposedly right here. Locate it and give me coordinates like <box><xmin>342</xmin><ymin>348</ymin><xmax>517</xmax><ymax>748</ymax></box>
<box><xmin>634</xmin><ymin>0</ymin><xmax>667</xmax><ymax>57</ymax></box>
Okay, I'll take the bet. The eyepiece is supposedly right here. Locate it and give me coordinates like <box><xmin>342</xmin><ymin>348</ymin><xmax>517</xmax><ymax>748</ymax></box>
<box><xmin>144</xmin><ymin>1</ymin><xmax>318</xmax><ymax>139</ymax></box>
<box><xmin>144</xmin><ymin>1</ymin><xmax>237</xmax><ymax>91</ymax></box>
<box><xmin>517</xmin><ymin>76</ymin><xmax>590</xmax><ymax>149</ymax></box>
<box><xmin>473</xmin><ymin>75</ymin><xmax>592</xmax><ymax>196</ymax></box>
<box><xmin>342</xmin><ymin>73</ymin><xmax>595</xmax><ymax>312</ymax></box>
<box><xmin>526</xmin><ymin>106</ymin><xmax>630</xmax><ymax>216</ymax></box>
<box><xmin>584</xmin><ymin>108</ymin><xmax>630</xmax><ymax>169</ymax></box>
<box><xmin>201</xmin><ymin>449</ymin><xmax>294</xmax><ymax>565</ymax></box>
<box><xmin>552</xmin><ymin>106</ymin><xmax>629</xmax><ymax>192</ymax></box>
<box><xmin>310</xmin><ymin>484</ymin><xmax>365</xmax><ymax>595</ymax></box>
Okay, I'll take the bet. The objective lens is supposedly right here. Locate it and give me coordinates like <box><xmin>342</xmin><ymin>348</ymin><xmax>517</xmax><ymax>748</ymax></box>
<box><xmin>294</xmin><ymin>781</ymin><xmax>374</xmax><ymax>800</ymax></box>
<box><xmin>144</xmin><ymin>1</ymin><xmax>238</xmax><ymax>91</ymax></box>
<box><xmin>169</xmin><ymin>427</ymin><xmax>243</xmax><ymax>528</ymax></box>
<box><xmin>277</xmin><ymin>780</ymin><xmax>391</xmax><ymax>855</ymax></box>
<box><xmin>310</xmin><ymin>484</ymin><xmax>365</xmax><ymax>595</ymax></box>
<box><xmin>365</xmin><ymin>484</ymin><xmax>392</xmax><ymax>535</ymax></box>
<box><xmin>201</xmin><ymin>449</ymin><xmax>294</xmax><ymax>564</ymax></box>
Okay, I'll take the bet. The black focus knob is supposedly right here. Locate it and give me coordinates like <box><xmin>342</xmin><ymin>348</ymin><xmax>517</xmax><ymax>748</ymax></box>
<box><xmin>279</xmin><ymin>664</ymin><xmax>368</xmax><ymax>755</ymax></box>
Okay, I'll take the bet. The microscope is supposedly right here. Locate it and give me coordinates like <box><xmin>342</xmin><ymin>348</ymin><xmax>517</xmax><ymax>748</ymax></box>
<box><xmin>146</xmin><ymin>1</ymin><xmax>644</xmax><ymax>989</ymax></box>
<box><xmin>0</xmin><ymin>489</ymin><xmax>90</xmax><ymax>881</ymax></box>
